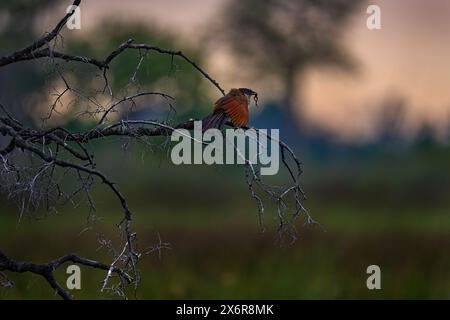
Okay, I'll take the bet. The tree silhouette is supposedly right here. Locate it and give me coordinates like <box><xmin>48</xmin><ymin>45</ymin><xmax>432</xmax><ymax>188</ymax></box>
<box><xmin>217</xmin><ymin>0</ymin><xmax>363</xmax><ymax>121</ymax></box>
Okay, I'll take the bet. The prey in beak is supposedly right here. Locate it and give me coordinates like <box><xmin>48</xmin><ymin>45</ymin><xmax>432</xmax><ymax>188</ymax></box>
<box><xmin>239</xmin><ymin>88</ymin><xmax>259</xmax><ymax>107</ymax></box>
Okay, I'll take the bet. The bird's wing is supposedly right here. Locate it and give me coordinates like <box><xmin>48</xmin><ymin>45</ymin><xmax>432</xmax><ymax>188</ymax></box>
<box><xmin>202</xmin><ymin>111</ymin><xmax>228</xmax><ymax>131</ymax></box>
<box><xmin>214</xmin><ymin>93</ymin><xmax>249</xmax><ymax>127</ymax></box>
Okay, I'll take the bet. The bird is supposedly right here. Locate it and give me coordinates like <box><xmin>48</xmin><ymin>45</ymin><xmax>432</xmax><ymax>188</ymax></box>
<box><xmin>202</xmin><ymin>88</ymin><xmax>258</xmax><ymax>132</ymax></box>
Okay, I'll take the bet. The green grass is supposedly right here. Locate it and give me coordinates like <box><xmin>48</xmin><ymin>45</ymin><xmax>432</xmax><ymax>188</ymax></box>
<box><xmin>2</xmin><ymin>146</ymin><xmax>450</xmax><ymax>299</ymax></box>
<box><xmin>2</xmin><ymin>199</ymin><xmax>450</xmax><ymax>299</ymax></box>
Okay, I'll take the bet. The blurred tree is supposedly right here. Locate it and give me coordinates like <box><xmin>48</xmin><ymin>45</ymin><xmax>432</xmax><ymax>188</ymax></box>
<box><xmin>0</xmin><ymin>0</ymin><xmax>61</xmax><ymax>129</ymax></box>
<box><xmin>0</xmin><ymin>6</ymin><xmax>210</xmax><ymax>129</ymax></box>
<box><xmin>65</xmin><ymin>21</ymin><xmax>210</xmax><ymax>121</ymax></box>
<box><xmin>0</xmin><ymin>0</ymin><xmax>60</xmax><ymax>53</ymax></box>
<box><xmin>414</xmin><ymin>124</ymin><xmax>438</xmax><ymax>151</ymax></box>
<box><xmin>374</xmin><ymin>96</ymin><xmax>407</xmax><ymax>145</ymax></box>
<box><xmin>216</xmin><ymin>0</ymin><xmax>363</xmax><ymax>121</ymax></box>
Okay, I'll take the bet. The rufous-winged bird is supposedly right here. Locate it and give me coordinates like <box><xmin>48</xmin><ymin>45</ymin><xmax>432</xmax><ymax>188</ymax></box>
<box><xmin>202</xmin><ymin>88</ymin><xmax>258</xmax><ymax>132</ymax></box>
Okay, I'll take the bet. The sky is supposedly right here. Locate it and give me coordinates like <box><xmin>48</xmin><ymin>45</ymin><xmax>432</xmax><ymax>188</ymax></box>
<box><xmin>45</xmin><ymin>0</ymin><xmax>450</xmax><ymax>141</ymax></box>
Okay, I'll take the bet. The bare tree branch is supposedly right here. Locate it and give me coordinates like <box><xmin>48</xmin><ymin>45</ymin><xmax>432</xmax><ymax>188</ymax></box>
<box><xmin>0</xmin><ymin>249</ymin><xmax>132</xmax><ymax>300</ymax></box>
<box><xmin>0</xmin><ymin>0</ymin><xmax>310</xmax><ymax>299</ymax></box>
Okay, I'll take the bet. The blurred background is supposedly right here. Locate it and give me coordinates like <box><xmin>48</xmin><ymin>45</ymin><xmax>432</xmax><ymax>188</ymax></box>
<box><xmin>1</xmin><ymin>0</ymin><xmax>450</xmax><ymax>299</ymax></box>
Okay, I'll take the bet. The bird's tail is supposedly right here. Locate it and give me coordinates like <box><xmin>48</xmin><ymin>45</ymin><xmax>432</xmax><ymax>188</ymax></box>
<box><xmin>201</xmin><ymin>111</ymin><xmax>228</xmax><ymax>132</ymax></box>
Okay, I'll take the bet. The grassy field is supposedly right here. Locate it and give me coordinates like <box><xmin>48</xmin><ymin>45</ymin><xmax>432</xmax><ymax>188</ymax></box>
<box><xmin>2</xmin><ymin>198</ymin><xmax>450</xmax><ymax>299</ymax></box>
<box><xmin>1</xmin><ymin>146</ymin><xmax>450</xmax><ymax>299</ymax></box>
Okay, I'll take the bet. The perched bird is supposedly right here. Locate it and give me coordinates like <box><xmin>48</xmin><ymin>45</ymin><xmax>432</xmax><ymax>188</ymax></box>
<box><xmin>202</xmin><ymin>88</ymin><xmax>258</xmax><ymax>131</ymax></box>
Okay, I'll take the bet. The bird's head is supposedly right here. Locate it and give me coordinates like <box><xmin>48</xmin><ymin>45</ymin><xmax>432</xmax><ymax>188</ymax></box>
<box><xmin>238</xmin><ymin>87</ymin><xmax>259</xmax><ymax>106</ymax></box>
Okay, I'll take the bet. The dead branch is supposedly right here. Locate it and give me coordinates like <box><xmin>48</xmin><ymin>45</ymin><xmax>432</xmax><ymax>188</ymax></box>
<box><xmin>0</xmin><ymin>249</ymin><xmax>132</xmax><ymax>300</ymax></box>
<box><xmin>0</xmin><ymin>0</ymin><xmax>310</xmax><ymax>299</ymax></box>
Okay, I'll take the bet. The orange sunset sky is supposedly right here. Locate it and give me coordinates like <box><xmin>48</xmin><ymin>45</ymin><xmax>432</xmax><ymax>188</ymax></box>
<box><xmin>44</xmin><ymin>0</ymin><xmax>450</xmax><ymax>141</ymax></box>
